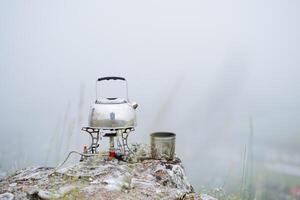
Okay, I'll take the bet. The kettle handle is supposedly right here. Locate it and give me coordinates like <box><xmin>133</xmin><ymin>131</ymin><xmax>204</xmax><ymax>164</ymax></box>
<box><xmin>95</xmin><ymin>76</ymin><xmax>129</xmax><ymax>102</ymax></box>
<box><xmin>97</xmin><ymin>76</ymin><xmax>126</xmax><ymax>81</ymax></box>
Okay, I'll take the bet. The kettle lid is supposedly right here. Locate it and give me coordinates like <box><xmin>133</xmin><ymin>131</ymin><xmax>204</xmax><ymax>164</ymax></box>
<box><xmin>96</xmin><ymin>98</ymin><xmax>127</xmax><ymax>104</ymax></box>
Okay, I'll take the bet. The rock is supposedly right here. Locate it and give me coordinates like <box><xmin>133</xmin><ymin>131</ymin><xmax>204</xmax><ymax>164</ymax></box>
<box><xmin>0</xmin><ymin>192</ymin><xmax>14</xmax><ymax>200</ymax></box>
<box><xmin>200</xmin><ymin>194</ymin><xmax>218</xmax><ymax>200</ymax></box>
<box><xmin>8</xmin><ymin>183</ymin><xmax>16</xmax><ymax>188</ymax></box>
<box><xmin>26</xmin><ymin>186</ymin><xmax>39</xmax><ymax>195</ymax></box>
<box><xmin>0</xmin><ymin>144</ymin><xmax>217</xmax><ymax>200</ymax></box>
<box><xmin>0</xmin><ymin>172</ymin><xmax>6</xmax><ymax>182</ymax></box>
<box><xmin>38</xmin><ymin>190</ymin><xmax>60</xmax><ymax>199</ymax></box>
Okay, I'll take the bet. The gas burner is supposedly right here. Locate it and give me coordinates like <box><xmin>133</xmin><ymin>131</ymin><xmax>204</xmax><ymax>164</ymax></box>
<box><xmin>101</xmin><ymin>127</ymin><xmax>135</xmax><ymax>137</ymax></box>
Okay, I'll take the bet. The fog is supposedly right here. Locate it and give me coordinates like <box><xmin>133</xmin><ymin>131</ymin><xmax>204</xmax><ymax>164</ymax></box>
<box><xmin>1</xmin><ymin>0</ymin><xmax>300</xmax><ymax>197</ymax></box>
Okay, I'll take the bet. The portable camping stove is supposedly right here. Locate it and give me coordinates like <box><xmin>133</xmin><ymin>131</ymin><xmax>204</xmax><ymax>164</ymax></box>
<box><xmin>81</xmin><ymin>126</ymin><xmax>135</xmax><ymax>156</ymax></box>
<box><xmin>81</xmin><ymin>76</ymin><xmax>138</xmax><ymax>161</ymax></box>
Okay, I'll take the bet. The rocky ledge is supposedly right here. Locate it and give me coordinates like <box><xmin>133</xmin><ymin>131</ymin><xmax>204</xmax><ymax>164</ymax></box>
<box><xmin>0</xmin><ymin>146</ymin><xmax>216</xmax><ymax>200</ymax></box>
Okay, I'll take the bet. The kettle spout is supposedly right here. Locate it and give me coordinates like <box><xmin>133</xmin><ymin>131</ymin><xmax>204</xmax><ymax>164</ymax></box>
<box><xmin>130</xmin><ymin>102</ymin><xmax>138</xmax><ymax>109</ymax></box>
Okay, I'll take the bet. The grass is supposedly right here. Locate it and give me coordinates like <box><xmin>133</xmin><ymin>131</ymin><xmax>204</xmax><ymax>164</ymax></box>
<box><xmin>255</xmin><ymin>168</ymin><xmax>300</xmax><ymax>200</ymax></box>
<box><xmin>205</xmin><ymin>167</ymin><xmax>300</xmax><ymax>200</ymax></box>
<box><xmin>61</xmin><ymin>187</ymin><xmax>81</xmax><ymax>200</ymax></box>
<box><xmin>261</xmin><ymin>169</ymin><xmax>300</xmax><ymax>187</ymax></box>
<box><xmin>203</xmin><ymin>188</ymin><xmax>243</xmax><ymax>200</ymax></box>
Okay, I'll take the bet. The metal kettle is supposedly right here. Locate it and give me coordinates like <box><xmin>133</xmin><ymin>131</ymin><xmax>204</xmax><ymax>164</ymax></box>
<box><xmin>88</xmin><ymin>76</ymin><xmax>138</xmax><ymax>129</ymax></box>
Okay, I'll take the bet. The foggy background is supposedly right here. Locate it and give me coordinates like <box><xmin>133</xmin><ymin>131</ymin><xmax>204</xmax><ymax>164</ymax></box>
<box><xmin>1</xmin><ymin>0</ymin><xmax>300</xmax><ymax>195</ymax></box>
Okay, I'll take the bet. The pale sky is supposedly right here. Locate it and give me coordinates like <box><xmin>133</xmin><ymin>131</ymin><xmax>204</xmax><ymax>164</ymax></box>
<box><xmin>1</xmin><ymin>0</ymin><xmax>300</xmax><ymax>189</ymax></box>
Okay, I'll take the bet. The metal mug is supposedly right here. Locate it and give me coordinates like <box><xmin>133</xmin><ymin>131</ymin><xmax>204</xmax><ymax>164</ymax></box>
<box><xmin>150</xmin><ymin>132</ymin><xmax>176</xmax><ymax>160</ymax></box>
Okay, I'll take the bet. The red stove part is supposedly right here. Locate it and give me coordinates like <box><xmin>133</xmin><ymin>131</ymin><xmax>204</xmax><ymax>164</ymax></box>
<box><xmin>83</xmin><ymin>145</ymin><xmax>88</xmax><ymax>154</ymax></box>
<box><xmin>109</xmin><ymin>151</ymin><xmax>116</xmax><ymax>158</ymax></box>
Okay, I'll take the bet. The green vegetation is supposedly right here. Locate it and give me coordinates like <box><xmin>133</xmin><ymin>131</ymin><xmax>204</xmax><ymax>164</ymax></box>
<box><xmin>260</xmin><ymin>169</ymin><xmax>300</xmax><ymax>187</ymax></box>
<box><xmin>255</xmin><ymin>169</ymin><xmax>300</xmax><ymax>200</ymax></box>
<box><xmin>61</xmin><ymin>187</ymin><xmax>81</xmax><ymax>200</ymax></box>
<box><xmin>205</xmin><ymin>188</ymin><xmax>243</xmax><ymax>200</ymax></box>
<box><xmin>204</xmin><ymin>168</ymin><xmax>300</xmax><ymax>200</ymax></box>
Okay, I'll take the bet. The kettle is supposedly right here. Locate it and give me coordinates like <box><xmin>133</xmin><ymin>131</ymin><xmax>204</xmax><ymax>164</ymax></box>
<box><xmin>88</xmin><ymin>76</ymin><xmax>138</xmax><ymax>129</ymax></box>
